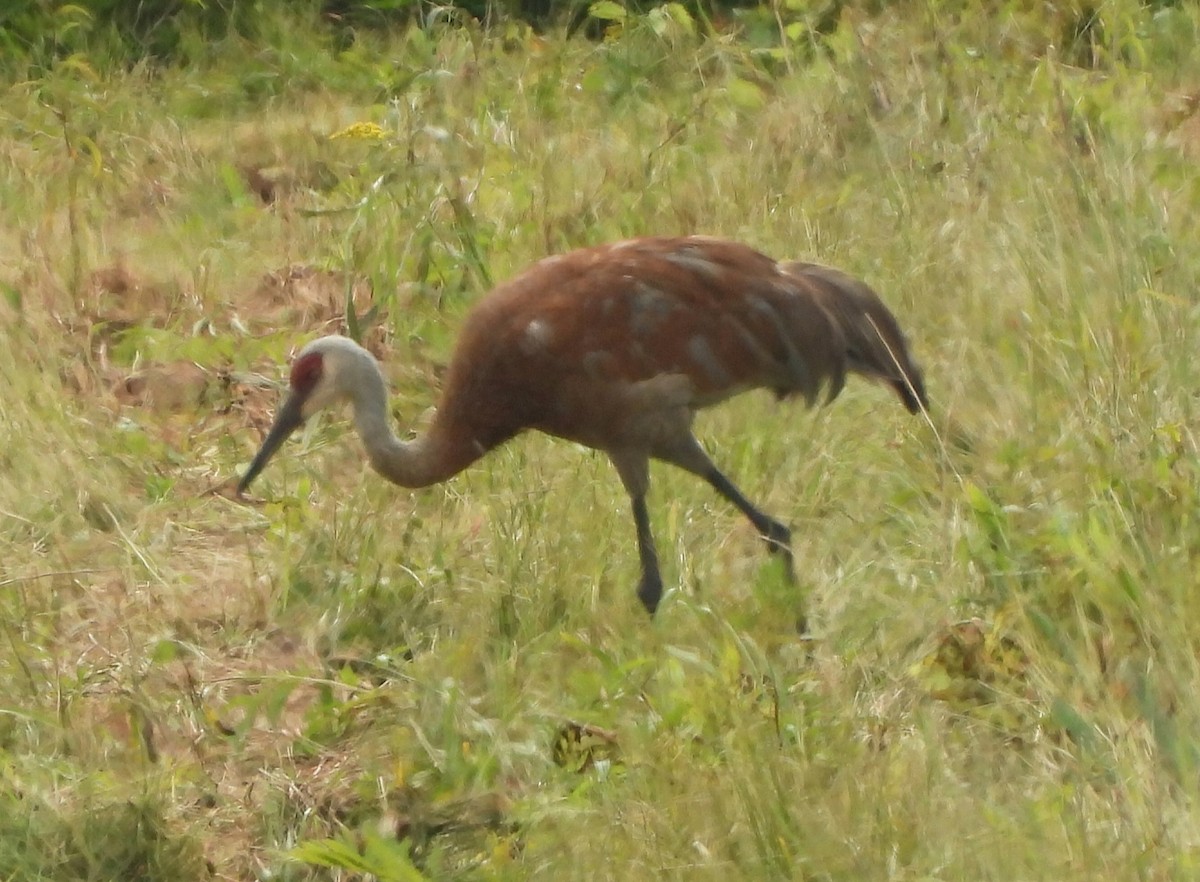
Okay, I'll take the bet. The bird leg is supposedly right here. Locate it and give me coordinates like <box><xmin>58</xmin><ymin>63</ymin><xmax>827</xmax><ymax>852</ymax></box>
<box><xmin>631</xmin><ymin>494</ymin><xmax>664</xmax><ymax>614</ymax></box>
<box><xmin>656</xmin><ymin>437</ymin><xmax>807</xmax><ymax>630</ymax></box>
<box><xmin>610</xmin><ymin>451</ymin><xmax>664</xmax><ymax>615</ymax></box>
<box><xmin>653</xmin><ymin>435</ymin><xmax>796</xmax><ymax>579</ymax></box>
<box><xmin>702</xmin><ymin>466</ymin><xmax>795</xmax><ymax>577</ymax></box>
<box><xmin>612</xmin><ymin>441</ymin><xmax>797</xmax><ymax>617</ymax></box>
<box><xmin>703</xmin><ymin>465</ymin><xmax>808</xmax><ymax>632</ymax></box>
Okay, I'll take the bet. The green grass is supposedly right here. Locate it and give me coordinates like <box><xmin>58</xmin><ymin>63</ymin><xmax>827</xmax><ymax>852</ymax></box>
<box><xmin>3</xmin><ymin>2</ymin><xmax>1200</xmax><ymax>878</ymax></box>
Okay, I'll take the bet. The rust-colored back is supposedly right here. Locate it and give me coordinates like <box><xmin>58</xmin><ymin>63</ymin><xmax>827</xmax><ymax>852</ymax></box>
<box><xmin>430</xmin><ymin>237</ymin><xmax>924</xmax><ymax>455</ymax></box>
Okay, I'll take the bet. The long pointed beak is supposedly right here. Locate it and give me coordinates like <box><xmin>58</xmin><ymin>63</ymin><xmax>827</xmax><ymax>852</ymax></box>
<box><xmin>237</xmin><ymin>392</ymin><xmax>306</xmax><ymax>495</ymax></box>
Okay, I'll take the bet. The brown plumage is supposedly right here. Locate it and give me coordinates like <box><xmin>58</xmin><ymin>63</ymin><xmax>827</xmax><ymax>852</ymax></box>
<box><xmin>237</xmin><ymin>236</ymin><xmax>926</xmax><ymax>617</ymax></box>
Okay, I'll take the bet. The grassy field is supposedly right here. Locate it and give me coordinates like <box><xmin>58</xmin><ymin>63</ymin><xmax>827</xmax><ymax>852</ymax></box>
<box><xmin>2</xmin><ymin>3</ymin><xmax>1200</xmax><ymax>879</ymax></box>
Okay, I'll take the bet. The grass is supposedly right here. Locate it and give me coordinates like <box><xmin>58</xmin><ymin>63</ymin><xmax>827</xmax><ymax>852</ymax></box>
<box><xmin>3</xmin><ymin>1</ymin><xmax>1200</xmax><ymax>878</ymax></box>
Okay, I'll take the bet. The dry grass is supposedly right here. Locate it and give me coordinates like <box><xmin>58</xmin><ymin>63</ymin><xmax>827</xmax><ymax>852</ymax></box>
<box><xmin>2</xmin><ymin>3</ymin><xmax>1200</xmax><ymax>879</ymax></box>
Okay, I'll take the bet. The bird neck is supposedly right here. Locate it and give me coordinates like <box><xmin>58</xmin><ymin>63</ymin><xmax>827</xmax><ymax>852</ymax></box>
<box><xmin>348</xmin><ymin>360</ymin><xmax>478</xmax><ymax>489</ymax></box>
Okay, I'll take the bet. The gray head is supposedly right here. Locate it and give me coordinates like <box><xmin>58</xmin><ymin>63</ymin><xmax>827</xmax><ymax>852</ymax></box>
<box><xmin>237</xmin><ymin>335</ymin><xmax>375</xmax><ymax>494</ymax></box>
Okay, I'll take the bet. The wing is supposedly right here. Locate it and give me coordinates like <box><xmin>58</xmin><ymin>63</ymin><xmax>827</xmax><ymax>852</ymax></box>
<box><xmin>473</xmin><ymin>237</ymin><xmax>849</xmax><ymax>402</ymax></box>
<box><xmin>437</xmin><ymin>237</ymin><xmax>923</xmax><ymax>451</ymax></box>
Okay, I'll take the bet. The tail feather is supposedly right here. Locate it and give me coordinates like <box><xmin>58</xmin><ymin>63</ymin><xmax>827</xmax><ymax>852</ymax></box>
<box><xmin>778</xmin><ymin>261</ymin><xmax>927</xmax><ymax>413</ymax></box>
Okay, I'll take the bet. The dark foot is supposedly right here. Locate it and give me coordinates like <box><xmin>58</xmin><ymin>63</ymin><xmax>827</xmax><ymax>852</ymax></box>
<box><xmin>637</xmin><ymin>571</ymin><xmax>663</xmax><ymax>615</ymax></box>
<box><xmin>758</xmin><ymin>520</ymin><xmax>804</xmax><ymax>632</ymax></box>
<box><xmin>761</xmin><ymin>519</ymin><xmax>795</xmax><ymax>577</ymax></box>
<box><xmin>761</xmin><ymin>518</ymin><xmax>791</xmax><ymax>552</ymax></box>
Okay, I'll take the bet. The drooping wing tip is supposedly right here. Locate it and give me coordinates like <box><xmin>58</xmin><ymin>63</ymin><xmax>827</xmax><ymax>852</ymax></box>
<box><xmin>894</xmin><ymin>370</ymin><xmax>929</xmax><ymax>415</ymax></box>
<box><xmin>902</xmin><ymin>372</ymin><xmax>931</xmax><ymax>415</ymax></box>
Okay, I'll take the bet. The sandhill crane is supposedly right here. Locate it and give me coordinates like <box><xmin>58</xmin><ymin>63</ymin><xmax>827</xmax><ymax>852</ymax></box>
<box><xmin>237</xmin><ymin>236</ymin><xmax>926</xmax><ymax>617</ymax></box>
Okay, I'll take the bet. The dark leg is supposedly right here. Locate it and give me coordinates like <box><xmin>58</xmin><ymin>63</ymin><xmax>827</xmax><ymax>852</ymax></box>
<box><xmin>631</xmin><ymin>494</ymin><xmax>664</xmax><ymax>614</ymax></box>
<box><xmin>655</xmin><ymin>435</ymin><xmax>806</xmax><ymax>631</ymax></box>
<box><xmin>706</xmin><ymin>466</ymin><xmax>807</xmax><ymax>631</ymax></box>
<box><xmin>610</xmin><ymin>451</ymin><xmax>664</xmax><ymax>615</ymax></box>
<box><xmin>703</xmin><ymin>466</ymin><xmax>794</xmax><ymax>577</ymax></box>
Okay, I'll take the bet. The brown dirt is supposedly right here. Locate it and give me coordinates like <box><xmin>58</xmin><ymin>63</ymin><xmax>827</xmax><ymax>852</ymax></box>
<box><xmin>85</xmin><ymin>261</ymin><xmax>188</xmax><ymax>336</ymax></box>
<box><xmin>59</xmin><ymin>258</ymin><xmax>389</xmax><ymax>422</ymax></box>
<box><xmin>26</xmin><ymin>249</ymin><xmax>441</xmax><ymax>877</ymax></box>
<box><xmin>115</xmin><ymin>362</ymin><xmax>212</xmax><ymax>411</ymax></box>
<box><xmin>1160</xmin><ymin>90</ymin><xmax>1200</xmax><ymax>160</ymax></box>
<box><xmin>246</xmin><ymin>264</ymin><xmax>387</xmax><ymax>354</ymax></box>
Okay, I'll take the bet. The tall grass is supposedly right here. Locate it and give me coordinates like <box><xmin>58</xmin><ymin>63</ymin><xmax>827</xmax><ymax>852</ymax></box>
<box><xmin>2</xmin><ymin>2</ymin><xmax>1199</xmax><ymax>878</ymax></box>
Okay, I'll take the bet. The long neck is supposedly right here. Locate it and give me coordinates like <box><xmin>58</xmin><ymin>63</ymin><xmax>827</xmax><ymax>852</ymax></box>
<box><xmin>348</xmin><ymin>362</ymin><xmax>480</xmax><ymax>489</ymax></box>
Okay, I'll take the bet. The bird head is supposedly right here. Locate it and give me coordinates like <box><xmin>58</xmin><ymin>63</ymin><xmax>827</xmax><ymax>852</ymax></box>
<box><xmin>236</xmin><ymin>336</ymin><xmax>363</xmax><ymax>495</ymax></box>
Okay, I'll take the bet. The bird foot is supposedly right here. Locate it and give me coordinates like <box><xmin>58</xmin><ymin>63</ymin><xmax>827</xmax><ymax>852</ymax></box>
<box><xmin>637</xmin><ymin>572</ymin><xmax>663</xmax><ymax>616</ymax></box>
<box><xmin>761</xmin><ymin>520</ymin><xmax>795</xmax><ymax>579</ymax></box>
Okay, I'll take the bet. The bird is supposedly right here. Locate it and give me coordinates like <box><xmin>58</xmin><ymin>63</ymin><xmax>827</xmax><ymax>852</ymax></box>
<box><xmin>237</xmin><ymin>236</ymin><xmax>926</xmax><ymax>618</ymax></box>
